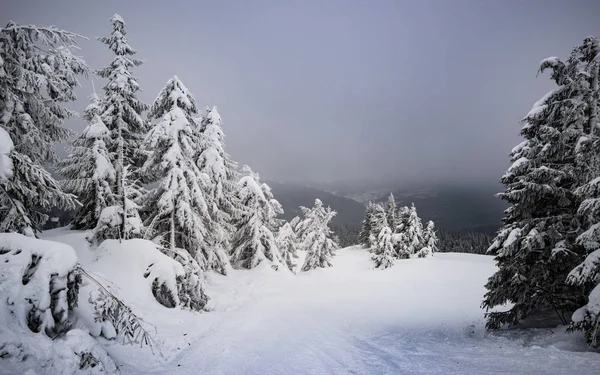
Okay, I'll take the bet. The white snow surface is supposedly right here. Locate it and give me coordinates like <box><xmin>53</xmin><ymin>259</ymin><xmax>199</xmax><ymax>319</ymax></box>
<box><xmin>36</xmin><ymin>229</ymin><xmax>600</xmax><ymax>375</ymax></box>
<box><xmin>0</xmin><ymin>127</ymin><xmax>13</xmax><ymax>180</ymax></box>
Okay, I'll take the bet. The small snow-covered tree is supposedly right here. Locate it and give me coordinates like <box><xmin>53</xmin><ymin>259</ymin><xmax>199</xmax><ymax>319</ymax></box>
<box><xmin>140</xmin><ymin>76</ymin><xmax>217</xmax><ymax>271</ymax></box>
<box><xmin>0</xmin><ymin>23</ymin><xmax>88</xmax><ymax>236</ymax></box>
<box><xmin>58</xmin><ymin>93</ymin><xmax>115</xmax><ymax>229</ymax></box>
<box><xmin>298</xmin><ymin>199</ymin><xmax>339</xmax><ymax>271</ymax></box>
<box><xmin>231</xmin><ymin>166</ymin><xmax>284</xmax><ymax>270</ymax></box>
<box><xmin>97</xmin><ymin>14</ymin><xmax>149</xmax><ymax>192</ymax></box>
<box><xmin>276</xmin><ymin>222</ymin><xmax>299</xmax><ymax>273</ymax></box>
<box><xmin>88</xmin><ymin>165</ymin><xmax>143</xmax><ymax>245</ymax></box>
<box><xmin>372</xmin><ymin>226</ymin><xmax>395</xmax><ymax>269</ymax></box>
<box><xmin>417</xmin><ymin>220</ymin><xmax>437</xmax><ymax>258</ymax></box>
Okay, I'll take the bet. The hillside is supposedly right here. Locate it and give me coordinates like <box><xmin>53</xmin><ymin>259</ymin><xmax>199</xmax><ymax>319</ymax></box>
<box><xmin>271</xmin><ymin>180</ymin><xmax>507</xmax><ymax>232</ymax></box>
<box><xmin>14</xmin><ymin>229</ymin><xmax>596</xmax><ymax>375</ymax></box>
<box><xmin>266</xmin><ymin>181</ymin><xmax>366</xmax><ymax>229</ymax></box>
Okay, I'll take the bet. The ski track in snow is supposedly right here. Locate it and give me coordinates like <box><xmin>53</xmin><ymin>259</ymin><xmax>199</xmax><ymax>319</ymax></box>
<box><xmin>40</xmin><ymin>230</ymin><xmax>600</xmax><ymax>375</ymax></box>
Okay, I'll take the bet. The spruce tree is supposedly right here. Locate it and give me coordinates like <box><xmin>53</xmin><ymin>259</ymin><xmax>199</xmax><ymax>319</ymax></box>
<box><xmin>482</xmin><ymin>48</ymin><xmax>590</xmax><ymax>329</ymax></box>
<box><xmin>195</xmin><ymin>106</ymin><xmax>241</xmax><ymax>273</ymax></box>
<box><xmin>299</xmin><ymin>199</ymin><xmax>339</xmax><ymax>271</ymax></box>
<box><xmin>385</xmin><ymin>193</ymin><xmax>397</xmax><ymax>229</ymax></box>
<box><xmin>418</xmin><ymin>220</ymin><xmax>438</xmax><ymax>257</ymax></box>
<box><xmin>368</xmin><ymin>203</ymin><xmax>387</xmax><ymax>248</ymax></box>
<box><xmin>141</xmin><ymin>76</ymin><xmax>215</xmax><ymax>269</ymax></box>
<box><xmin>358</xmin><ymin>202</ymin><xmax>376</xmax><ymax>247</ymax></box>
<box><xmin>0</xmin><ymin>23</ymin><xmax>87</xmax><ymax>236</ymax></box>
<box><xmin>566</xmin><ymin>36</ymin><xmax>600</xmax><ymax>346</ymax></box>
<box><xmin>231</xmin><ymin>166</ymin><xmax>284</xmax><ymax>270</ymax></box>
<box><xmin>403</xmin><ymin>203</ymin><xmax>424</xmax><ymax>257</ymax></box>
<box><xmin>276</xmin><ymin>222</ymin><xmax>299</xmax><ymax>273</ymax></box>
<box><xmin>58</xmin><ymin>93</ymin><xmax>115</xmax><ymax>229</ymax></box>
<box><xmin>372</xmin><ymin>226</ymin><xmax>395</xmax><ymax>270</ymax></box>
<box><xmin>97</xmin><ymin>14</ymin><xmax>149</xmax><ymax>235</ymax></box>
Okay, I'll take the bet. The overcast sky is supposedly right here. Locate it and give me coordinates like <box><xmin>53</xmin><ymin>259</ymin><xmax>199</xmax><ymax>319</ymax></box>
<box><xmin>3</xmin><ymin>0</ymin><xmax>600</xmax><ymax>185</ymax></box>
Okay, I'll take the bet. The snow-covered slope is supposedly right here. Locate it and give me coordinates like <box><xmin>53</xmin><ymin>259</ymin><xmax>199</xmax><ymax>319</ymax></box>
<box><xmin>39</xmin><ymin>228</ymin><xmax>600</xmax><ymax>375</ymax></box>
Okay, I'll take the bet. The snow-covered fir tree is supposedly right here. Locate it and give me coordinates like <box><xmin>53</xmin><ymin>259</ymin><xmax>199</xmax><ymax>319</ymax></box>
<box><xmin>195</xmin><ymin>106</ymin><xmax>241</xmax><ymax>272</ymax></box>
<box><xmin>399</xmin><ymin>203</ymin><xmax>424</xmax><ymax>258</ymax></box>
<box><xmin>565</xmin><ymin>37</ymin><xmax>600</xmax><ymax>346</ymax></box>
<box><xmin>276</xmin><ymin>222</ymin><xmax>299</xmax><ymax>273</ymax></box>
<box><xmin>88</xmin><ymin>165</ymin><xmax>143</xmax><ymax>244</ymax></box>
<box><xmin>482</xmin><ymin>46</ymin><xmax>592</xmax><ymax>329</ymax></box>
<box><xmin>298</xmin><ymin>199</ymin><xmax>339</xmax><ymax>271</ymax></box>
<box><xmin>417</xmin><ymin>220</ymin><xmax>437</xmax><ymax>257</ymax></box>
<box><xmin>358</xmin><ymin>202</ymin><xmax>377</xmax><ymax>247</ymax></box>
<box><xmin>97</xmin><ymin>14</ymin><xmax>149</xmax><ymax>205</ymax></box>
<box><xmin>0</xmin><ymin>23</ymin><xmax>87</xmax><ymax>236</ymax></box>
<box><xmin>385</xmin><ymin>193</ymin><xmax>397</xmax><ymax>229</ymax></box>
<box><xmin>372</xmin><ymin>226</ymin><xmax>395</xmax><ymax>269</ymax></box>
<box><xmin>367</xmin><ymin>203</ymin><xmax>387</xmax><ymax>248</ymax></box>
<box><xmin>231</xmin><ymin>166</ymin><xmax>285</xmax><ymax>270</ymax></box>
<box><xmin>140</xmin><ymin>76</ymin><xmax>219</xmax><ymax>271</ymax></box>
<box><xmin>58</xmin><ymin>93</ymin><xmax>115</xmax><ymax>229</ymax></box>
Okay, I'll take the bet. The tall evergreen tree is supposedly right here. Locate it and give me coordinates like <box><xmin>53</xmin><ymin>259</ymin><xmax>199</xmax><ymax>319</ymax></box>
<box><xmin>368</xmin><ymin>203</ymin><xmax>387</xmax><ymax>249</ymax></box>
<box><xmin>358</xmin><ymin>202</ymin><xmax>376</xmax><ymax>247</ymax></box>
<box><xmin>298</xmin><ymin>199</ymin><xmax>339</xmax><ymax>271</ymax></box>
<box><xmin>58</xmin><ymin>93</ymin><xmax>115</xmax><ymax>229</ymax></box>
<box><xmin>402</xmin><ymin>203</ymin><xmax>424</xmax><ymax>257</ymax></box>
<box><xmin>566</xmin><ymin>36</ymin><xmax>600</xmax><ymax>346</ymax></box>
<box><xmin>231</xmin><ymin>166</ymin><xmax>284</xmax><ymax>270</ymax></box>
<box><xmin>0</xmin><ymin>23</ymin><xmax>87</xmax><ymax>236</ymax></box>
<box><xmin>195</xmin><ymin>106</ymin><xmax>241</xmax><ymax>271</ymax></box>
<box><xmin>97</xmin><ymin>14</ymin><xmax>149</xmax><ymax>233</ymax></box>
<box><xmin>141</xmin><ymin>76</ymin><xmax>216</xmax><ymax>270</ymax></box>
<box><xmin>482</xmin><ymin>48</ymin><xmax>590</xmax><ymax>329</ymax></box>
<box><xmin>385</xmin><ymin>193</ymin><xmax>397</xmax><ymax>229</ymax></box>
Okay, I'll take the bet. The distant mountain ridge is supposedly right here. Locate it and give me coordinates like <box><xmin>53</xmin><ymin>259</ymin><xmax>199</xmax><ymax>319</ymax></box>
<box><xmin>268</xmin><ymin>180</ymin><xmax>507</xmax><ymax>233</ymax></box>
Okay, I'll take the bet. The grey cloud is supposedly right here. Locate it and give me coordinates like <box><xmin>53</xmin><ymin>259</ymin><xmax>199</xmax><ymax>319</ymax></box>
<box><xmin>3</xmin><ymin>0</ymin><xmax>600</xmax><ymax>184</ymax></box>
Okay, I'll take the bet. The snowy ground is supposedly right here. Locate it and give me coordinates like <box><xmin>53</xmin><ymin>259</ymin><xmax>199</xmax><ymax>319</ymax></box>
<box><xmin>39</xmin><ymin>228</ymin><xmax>600</xmax><ymax>375</ymax></box>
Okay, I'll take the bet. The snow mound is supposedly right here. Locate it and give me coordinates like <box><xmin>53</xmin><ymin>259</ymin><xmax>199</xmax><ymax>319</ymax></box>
<box><xmin>0</xmin><ymin>127</ymin><xmax>13</xmax><ymax>180</ymax></box>
<box><xmin>88</xmin><ymin>239</ymin><xmax>185</xmax><ymax>308</ymax></box>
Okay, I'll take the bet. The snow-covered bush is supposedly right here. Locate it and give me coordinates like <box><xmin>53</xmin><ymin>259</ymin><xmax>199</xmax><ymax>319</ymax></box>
<box><xmin>87</xmin><ymin>166</ymin><xmax>143</xmax><ymax>245</ymax></box>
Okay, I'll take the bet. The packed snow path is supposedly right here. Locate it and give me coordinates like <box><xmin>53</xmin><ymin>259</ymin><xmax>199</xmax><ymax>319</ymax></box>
<box><xmin>37</xmin><ymin>231</ymin><xmax>600</xmax><ymax>374</ymax></box>
<box><xmin>124</xmin><ymin>250</ymin><xmax>599</xmax><ymax>374</ymax></box>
